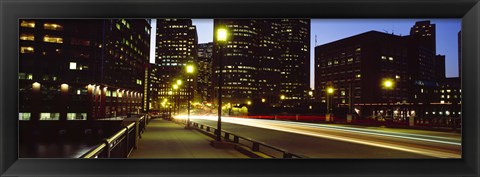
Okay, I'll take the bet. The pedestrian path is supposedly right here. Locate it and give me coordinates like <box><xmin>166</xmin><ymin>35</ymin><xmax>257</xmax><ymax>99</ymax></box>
<box><xmin>128</xmin><ymin>119</ymin><xmax>247</xmax><ymax>158</ymax></box>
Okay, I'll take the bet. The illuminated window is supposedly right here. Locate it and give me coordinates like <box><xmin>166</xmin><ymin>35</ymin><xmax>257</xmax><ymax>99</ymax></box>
<box><xmin>44</xmin><ymin>23</ymin><xmax>63</xmax><ymax>31</ymax></box>
<box><xmin>19</xmin><ymin>113</ymin><xmax>31</xmax><ymax>121</ymax></box>
<box><xmin>388</xmin><ymin>57</ymin><xmax>394</xmax><ymax>61</ymax></box>
<box><xmin>20</xmin><ymin>33</ymin><xmax>35</xmax><ymax>41</ymax></box>
<box><xmin>69</xmin><ymin>62</ymin><xmax>77</xmax><ymax>70</ymax></box>
<box><xmin>20</xmin><ymin>20</ymin><xmax>35</xmax><ymax>28</ymax></box>
<box><xmin>67</xmin><ymin>113</ymin><xmax>87</xmax><ymax>120</ymax></box>
<box><xmin>20</xmin><ymin>46</ymin><xmax>34</xmax><ymax>54</ymax></box>
<box><xmin>40</xmin><ymin>113</ymin><xmax>60</xmax><ymax>120</ymax></box>
<box><xmin>395</xmin><ymin>75</ymin><xmax>400</xmax><ymax>79</ymax></box>
<box><xmin>43</xmin><ymin>35</ymin><xmax>63</xmax><ymax>43</ymax></box>
<box><xmin>381</xmin><ymin>56</ymin><xmax>386</xmax><ymax>60</ymax></box>
<box><xmin>355</xmin><ymin>74</ymin><xmax>361</xmax><ymax>78</ymax></box>
<box><xmin>355</xmin><ymin>48</ymin><xmax>361</xmax><ymax>52</ymax></box>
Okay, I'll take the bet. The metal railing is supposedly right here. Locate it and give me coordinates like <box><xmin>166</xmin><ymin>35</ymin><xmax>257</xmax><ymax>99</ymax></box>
<box><xmin>80</xmin><ymin>114</ymin><xmax>151</xmax><ymax>158</ymax></box>
<box><xmin>188</xmin><ymin>121</ymin><xmax>306</xmax><ymax>158</ymax></box>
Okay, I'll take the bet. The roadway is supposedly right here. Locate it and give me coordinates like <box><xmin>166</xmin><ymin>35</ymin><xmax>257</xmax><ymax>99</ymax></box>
<box><xmin>180</xmin><ymin>115</ymin><xmax>461</xmax><ymax>158</ymax></box>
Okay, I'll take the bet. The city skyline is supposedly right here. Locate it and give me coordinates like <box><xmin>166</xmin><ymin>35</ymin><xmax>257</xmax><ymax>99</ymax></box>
<box><xmin>18</xmin><ymin>19</ymin><xmax>462</xmax><ymax>159</ymax></box>
<box><xmin>148</xmin><ymin>19</ymin><xmax>460</xmax><ymax>89</ymax></box>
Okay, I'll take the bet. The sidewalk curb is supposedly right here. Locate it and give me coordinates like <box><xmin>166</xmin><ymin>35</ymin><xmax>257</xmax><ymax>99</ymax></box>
<box><xmin>192</xmin><ymin>126</ymin><xmax>272</xmax><ymax>158</ymax></box>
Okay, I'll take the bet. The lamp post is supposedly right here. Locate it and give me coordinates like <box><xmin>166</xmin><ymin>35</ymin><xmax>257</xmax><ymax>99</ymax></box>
<box><xmin>168</xmin><ymin>90</ymin><xmax>173</xmax><ymax>119</ymax></box>
<box><xmin>326</xmin><ymin>85</ymin><xmax>334</xmax><ymax>122</ymax></box>
<box><xmin>381</xmin><ymin>78</ymin><xmax>395</xmax><ymax>121</ymax></box>
<box><xmin>215</xmin><ymin>26</ymin><xmax>228</xmax><ymax>142</ymax></box>
<box><xmin>186</xmin><ymin>64</ymin><xmax>195</xmax><ymax>128</ymax></box>
<box><xmin>173</xmin><ymin>84</ymin><xmax>179</xmax><ymax>115</ymax></box>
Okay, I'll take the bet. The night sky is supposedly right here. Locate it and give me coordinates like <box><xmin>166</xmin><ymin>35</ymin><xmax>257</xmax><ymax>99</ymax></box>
<box><xmin>151</xmin><ymin>19</ymin><xmax>461</xmax><ymax>89</ymax></box>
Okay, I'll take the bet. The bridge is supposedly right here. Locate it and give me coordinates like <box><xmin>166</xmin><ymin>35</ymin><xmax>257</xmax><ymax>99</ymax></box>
<box><xmin>78</xmin><ymin>113</ymin><xmax>461</xmax><ymax>159</ymax></box>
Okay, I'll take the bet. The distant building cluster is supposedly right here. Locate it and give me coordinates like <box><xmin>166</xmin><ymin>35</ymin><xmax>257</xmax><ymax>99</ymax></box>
<box><xmin>314</xmin><ymin>21</ymin><xmax>461</xmax><ymax>121</ymax></box>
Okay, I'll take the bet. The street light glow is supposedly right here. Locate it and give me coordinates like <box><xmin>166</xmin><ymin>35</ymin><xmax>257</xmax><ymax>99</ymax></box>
<box><xmin>173</xmin><ymin>84</ymin><xmax>179</xmax><ymax>90</ymax></box>
<box><xmin>247</xmin><ymin>101</ymin><xmax>251</xmax><ymax>105</ymax></box>
<box><xmin>280</xmin><ymin>95</ymin><xmax>286</xmax><ymax>100</ymax></box>
<box><xmin>186</xmin><ymin>64</ymin><xmax>195</xmax><ymax>74</ymax></box>
<box><xmin>327</xmin><ymin>87</ymin><xmax>334</xmax><ymax>94</ymax></box>
<box><xmin>216</xmin><ymin>28</ymin><xmax>228</xmax><ymax>42</ymax></box>
<box><xmin>176</xmin><ymin>79</ymin><xmax>182</xmax><ymax>86</ymax></box>
<box><xmin>261</xmin><ymin>98</ymin><xmax>266</xmax><ymax>103</ymax></box>
<box><xmin>382</xmin><ymin>78</ymin><xmax>395</xmax><ymax>89</ymax></box>
<box><xmin>32</xmin><ymin>82</ymin><xmax>41</xmax><ymax>90</ymax></box>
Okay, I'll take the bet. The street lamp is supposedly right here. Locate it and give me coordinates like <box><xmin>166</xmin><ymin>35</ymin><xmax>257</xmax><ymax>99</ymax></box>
<box><xmin>326</xmin><ymin>87</ymin><xmax>334</xmax><ymax>94</ymax></box>
<box><xmin>326</xmin><ymin>86</ymin><xmax>334</xmax><ymax>114</ymax></box>
<box><xmin>381</xmin><ymin>78</ymin><xmax>395</xmax><ymax>120</ymax></box>
<box><xmin>173</xmin><ymin>84</ymin><xmax>179</xmax><ymax>115</ymax></box>
<box><xmin>186</xmin><ymin>64</ymin><xmax>195</xmax><ymax>128</ymax></box>
<box><xmin>215</xmin><ymin>26</ymin><xmax>228</xmax><ymax>142</ymax></box>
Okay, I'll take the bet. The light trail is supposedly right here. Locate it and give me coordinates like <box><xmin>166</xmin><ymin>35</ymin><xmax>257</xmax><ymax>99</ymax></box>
<box><xmin>175</xmin><ymin>115</ymin><xmax>461</xmax><ymax>158</ymax></box>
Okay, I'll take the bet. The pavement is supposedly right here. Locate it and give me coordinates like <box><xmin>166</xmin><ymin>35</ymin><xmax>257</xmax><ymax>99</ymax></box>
<box><xmin>184</xmin><ymin>116</ymin><xmax>461</xmax><ymax>159</ymax></box>
<box><xmin>128</xmin><ymin>119</ymin><xmax>248</xmax><ymax>158</ymax></box>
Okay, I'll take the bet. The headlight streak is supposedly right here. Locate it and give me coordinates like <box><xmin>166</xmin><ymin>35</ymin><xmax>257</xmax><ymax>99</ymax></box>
<box><xmin>182</xmin><ymin>115</ymin><xmax>460</xmax><ymax>158</ymax></box>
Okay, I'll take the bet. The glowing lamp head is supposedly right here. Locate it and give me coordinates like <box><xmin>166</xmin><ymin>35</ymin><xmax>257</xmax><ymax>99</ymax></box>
<box><xmin>280</xmin><ymin>95</ymin><xmax>286</xmax><ymax>100</ymax></box>
<box><xmin>216</xmin><ymin>28</ymin><xmax>228</xmax><ymax>42</ymax></box>
<box><xmin>326</xmin><ymin>87</ymin><xmax>334</xmax><ymax>94</ymax></box>
<box><xmin>186</xmin><ymin>65</ymin><xmax>195</xmax><ymax>74</ymax></box>
<box><xmin>176</xmin><ymin>79</ymin><xmax>182</xmax><ymax>86</ymax></box>
<box><xmin>247</xmin><ymin>101</ymin><xmax>251</xmax><ymax>105</ymax></box>
<box><xmin>382</xmin><ymin>79</ymin><xmax>395</xmax><ymax>89</ymax></box>
<box><xmin>261</xmin><ymin>98</ymin><xmax>266</xmax><ymax>103</ymax></box>
<box><xmin>173</xmin><ymin>84</ymin><xmax>179</xmax><ymax>90</ymax></box>
<box><xmin>32</xmin><ymin>82</ymin><xmax>41</xmax><ymax>90</ymax></box>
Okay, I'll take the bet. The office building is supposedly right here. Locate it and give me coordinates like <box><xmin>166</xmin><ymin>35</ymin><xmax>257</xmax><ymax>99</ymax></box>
<box><xmin>278</xmin><ymin>19</ymin><xmax>311</xmax><ymax>108</ymax></box>
<box><xmin>212</xmin><ymin>19</ymin><xmax>310</xmax><ymax>109</ymax></box>
<box><xmin>19</xmin><ymin>19</ymin><xmax>151</xmax><ymax>121</ymax></box>
<box><xmin>155</xmin><ymin>19</ymin><xmax>198</xmax><ymax>112</ymax></box>
<box><xmin>197</xmin><ymin>42</ymin><xmax>214</xmax><ymax>103</ymax></box>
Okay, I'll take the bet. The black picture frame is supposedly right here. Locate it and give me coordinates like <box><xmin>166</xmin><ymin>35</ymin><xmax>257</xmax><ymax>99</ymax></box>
<box><xmin>1</xmin><ymin>0</ymin><xmax>479</xmax><ymax>176</ymax></box>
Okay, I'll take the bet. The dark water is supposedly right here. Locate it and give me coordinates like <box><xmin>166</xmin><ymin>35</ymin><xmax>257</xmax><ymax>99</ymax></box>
<box><xmin>19</xmin><ymin>139</ymin><xmax>100</xmax><ymax>158</ymax></box>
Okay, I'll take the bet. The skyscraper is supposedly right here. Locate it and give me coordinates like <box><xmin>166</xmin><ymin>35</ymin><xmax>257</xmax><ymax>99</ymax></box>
<box><xmin>155</xmin><ymin>19</ymin><xmax>198</xmax><ymax>112</ymax></box>
<box><xmin>435</xmin><ymin>55</ymin><xmax>446</xmax><ymax>81</ymax></box>
<box><xmin>458</xmin><ymin>30</ymin><xmax>462</xmax><ymax>77</ymax></box>
<box><xmin>213</xmin><ymin>19</ymin><xmax>259</xmax><ymax>105</ymax></box>
<box><xmin>212</xmin><ymin>19</ymin><xmax>310</xmax><ymax>109</ymax></box>
<box><xmin>278</xmin><ymin>19</ymin><xmax>311</xmax><ymax>108</ymax></box>
<box><xmin>315</xmin><ymin>31</ymin><xmax>410</xmax><ymax>106</ymax></box>
<box><xmin>197</xmin><ymin>42</ymin><xmax>214</xmax><ymax>103</ymax></box>
<box><xmin>19</xmin><ymin>19</ymin><xmax>151</xmax><ymax>120</ymax></box>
